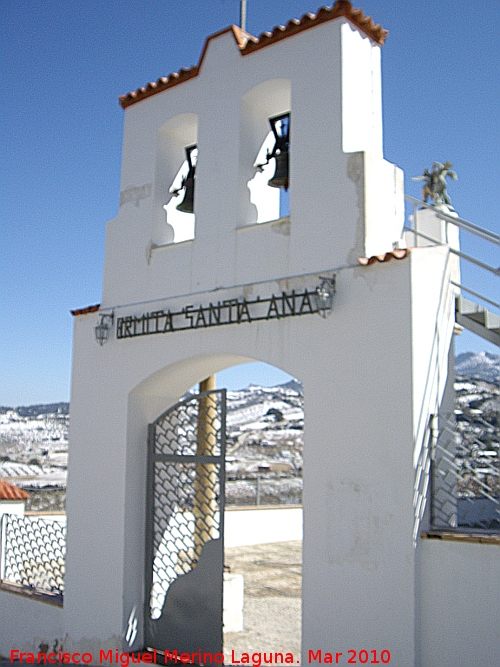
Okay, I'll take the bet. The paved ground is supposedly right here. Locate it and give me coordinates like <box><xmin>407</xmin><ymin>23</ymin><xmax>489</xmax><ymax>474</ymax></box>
<box><xmin>223</xmin><ymin>541</ymin><xmax>302</xmax><ymax>662</ymax></box>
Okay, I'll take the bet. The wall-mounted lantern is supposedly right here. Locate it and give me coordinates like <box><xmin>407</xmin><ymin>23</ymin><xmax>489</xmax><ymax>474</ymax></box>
<box><xmin>171</xmin><ymin>145</ymin><xmax>197</xmax><ymax>214</ymax></box>
<box><xmin>94</xmin><ymin>312</ymin><xmax>114</xmax><ymax>346</ymax></box>
<box><xmin>258</xmin><ymin>113</ymin><xmax>290</xmax><ymax>190</ymax></box>
<box><xmin>315</xmin><ymin>275</ymin><xmax>336</xmax><ymax>318</ymax></box>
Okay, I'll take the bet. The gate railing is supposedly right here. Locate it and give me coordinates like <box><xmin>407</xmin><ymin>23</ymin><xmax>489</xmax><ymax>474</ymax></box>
<box><xmin>0</xmin><ymin>514</ymin><xmax>66</xmax><ymax>603</ymax></box>
<box><xmin>430</xmin><ymin>411</ymin><xmax>499</xmax><ymax>534</ymax></box>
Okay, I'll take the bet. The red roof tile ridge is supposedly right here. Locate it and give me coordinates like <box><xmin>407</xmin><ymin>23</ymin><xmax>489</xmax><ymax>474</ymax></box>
<box><xmin>0</xmin><ymin>480</ymin><xmax>29</xmax><ymax>501</ymax></box>
<box><xmin>230</xmin><ymin>24</ymin><xmax>254</xmax><ymax>48</ymax></box>
<box><xmin>119</xmin><ymin>2</ymin><xmax>387</xmax><ymax>109</ymax></box>
<box><xmin>71</xmin><ymin>304</ymin><xmax>100</xmax><ymax>316</ymax></box>
<box><xmin>243</xmin><ymin>1</ymin><xmax>387</xmax><ymax>55</ymax></box>
<box><xmin>119</xmin><ymin>25</ymin><xmax>252</xmax><ymax>109</ymax></box>
<box><xmin>357</xmin><ymin>249</ymin><xmax>410</xmax><ymax>266</ymax></box>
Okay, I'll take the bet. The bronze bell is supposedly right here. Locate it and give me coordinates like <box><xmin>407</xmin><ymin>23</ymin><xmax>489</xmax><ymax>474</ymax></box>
<box><xmin>268</xmin><ymin>151</ymin><xmax>289</xmax><ymax>190</ymax></box>
<box><xmin>266</xmin><ymin>112</ymin><xmax>290</xmax><ymax>190</ymax></box>
<box><xmin>176</xmin><ymin>144</ymin><xmax>197</xmax><ymax>213</ymax></box>
<box><xmin>176</xmin><ymin>174</ymin><xmax>195</xmax><ymax>213</ymax></box>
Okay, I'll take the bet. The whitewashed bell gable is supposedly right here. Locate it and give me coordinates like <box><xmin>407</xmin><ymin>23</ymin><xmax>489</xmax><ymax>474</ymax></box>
<box><xmin>103</xmin><ymin>17</ymin><xmax>402</xmax><ymax>309</ymax></box>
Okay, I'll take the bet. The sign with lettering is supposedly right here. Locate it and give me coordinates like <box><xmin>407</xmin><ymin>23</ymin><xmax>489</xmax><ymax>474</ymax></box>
<box><xmin>116</xmin><ymin>289</ymin><xmax>319</xmax><ymax>339</ymax></box>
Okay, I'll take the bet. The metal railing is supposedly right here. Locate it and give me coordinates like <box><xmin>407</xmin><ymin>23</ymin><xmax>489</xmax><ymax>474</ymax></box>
<box><xmin>0</xmin><ymin>514</ymin><xmax>66</xmax><ymax>602</ymax></box>
<box><xmin>226</xmin><ymin>475</ymin><xmax>303</xmax><ymax>506</ymax></box>
<box><xmin>404</xmin><ymin>195</ymin><xmax>500</xmax><ymax>289</ymax></box>
<box><xmin>451</xmin><ymin>281</ymin><xmax>499</xmax><ymax>310</ymax></box>
<box><xmin>405</xmin><ymin>195</ymin><xmax>499</xmax><ymax>244</ymax></box>
<box><xmin>431</xmin><ymin>411</ymin><xmax>499</xmax><ymax>534</ymax></box>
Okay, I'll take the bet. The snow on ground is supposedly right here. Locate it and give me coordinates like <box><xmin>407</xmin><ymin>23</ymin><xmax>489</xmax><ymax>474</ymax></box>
<box><xmin>0</xmin><ymin>461</ymin><xmax>67</xmax><ymax>487</ymax></box>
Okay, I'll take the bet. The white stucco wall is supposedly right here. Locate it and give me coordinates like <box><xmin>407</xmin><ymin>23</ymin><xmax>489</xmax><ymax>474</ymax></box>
<box><xmin>0</xmin><ymin>590</ymin><xmax>63</xmax><ymax>656</ymax></box>
<box><xmin>416</xmin><ymin>539</ymin><xmax>500</xmax><ymax>667</ymax></box>
<box><xmin>410</xmin><ymin>244</ymin><xmax>457</xmax><ymax>540</ymax></box>
<box><xmin>341</xmin><ymin>22</ymin><xmax>383</xmax><ymax>157</ymax></box>
<box><xmin>101</xmin><ymin>18</ymin><xmax>402</xmax><ymax>311</ymax></box>
<box><xmin>224</xmin><ymin>506</ymin><xmax>302</xmax><ymax>547</ymax></box>
<box><xmin>60</xmin><ymin>252</ymin><xmax>427</xmax><ymax>663</ymax></box>
<box><xmin>0</xmin><ymin>500</ymin><xmax>25</xmax><ymax>518</ymax></box>
<box><xmin>62</xmin><ymin>15</ymin><xmax>452</xmax><ymax>663</ymax></box>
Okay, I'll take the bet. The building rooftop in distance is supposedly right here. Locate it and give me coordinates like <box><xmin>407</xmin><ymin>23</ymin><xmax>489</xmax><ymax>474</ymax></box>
<box><xmin>0</xmin><ymin>480</ymin><xmax>29</xmax><ymax>501</ymax></box>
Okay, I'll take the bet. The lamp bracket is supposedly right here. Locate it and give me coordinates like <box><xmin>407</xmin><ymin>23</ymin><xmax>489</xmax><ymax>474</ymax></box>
<box><xmin>315</xmin><ymin>274</ymin><xmax>337</xmax><ymax>318</ymax></box>
<box><xmin>94</xmin><ymin>311</ymin><xmax>115</xmax><ymax>346</ymax></box>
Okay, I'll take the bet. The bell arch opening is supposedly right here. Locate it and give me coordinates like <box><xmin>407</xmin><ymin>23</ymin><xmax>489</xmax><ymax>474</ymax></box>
<box><xmin>152</xmin><ymin>113</ymin><xmax>198</xmax><ymax>249</ymax></box>
<box><xmin>248</xmin><ymin>128</ymin><xmax>290</xmax><ymax>223</ymax></box>
<box><xmin>239</xmin><ymin>79</ymin><xmax>291</xmax><ymax>226</ymax></box>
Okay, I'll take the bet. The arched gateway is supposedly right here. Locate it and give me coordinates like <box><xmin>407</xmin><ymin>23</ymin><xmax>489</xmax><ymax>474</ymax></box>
<box><xmin>18</xmin><ymin>2</ymin><xmax>480</xmax><ymax>665</ymax></box>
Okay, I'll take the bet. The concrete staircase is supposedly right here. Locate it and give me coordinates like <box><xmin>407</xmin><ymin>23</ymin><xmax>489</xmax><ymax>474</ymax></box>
<box><xmin>456</xmin><ymin>295</ymin><xmax>500</xmax><ymax>347</ymax></box>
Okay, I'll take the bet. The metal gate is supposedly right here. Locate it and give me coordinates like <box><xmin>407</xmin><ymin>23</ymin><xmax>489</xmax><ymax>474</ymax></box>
<box><xmin>144</xmin><ymin>389</ymin><xmax>226</xmax><ymax>655</ymax></box>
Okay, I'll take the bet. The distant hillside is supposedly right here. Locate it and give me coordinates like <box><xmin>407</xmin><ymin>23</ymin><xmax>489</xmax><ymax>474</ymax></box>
<box><xmin>0</xmin><ymin>352</ymin><xmax>497</xmax><ymax>416</ymax></box>
<box><xmin>0</xmin><ymin>402</ymin><xmax>69</xmax><ymax>418</ymax></box>
<box><xmin>456</xmin><ymin>351</ymin><xmax>499</xmax><ymax>384</ymax></box>
<box><xmin>1</xmin><ymin>352</ymin><xmax>497</xmax><ymax>511</ymax></box>
<box><xmin>279</xmin><ymin>379</ymin><xmax>304</xmax><ymax>395</ymax></box>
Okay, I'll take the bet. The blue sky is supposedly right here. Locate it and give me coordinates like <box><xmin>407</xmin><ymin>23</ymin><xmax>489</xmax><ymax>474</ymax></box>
<box><xmin>1</xmin><ymin>0</ymin><xmax>499</xmax><ymax>406</ymax></box>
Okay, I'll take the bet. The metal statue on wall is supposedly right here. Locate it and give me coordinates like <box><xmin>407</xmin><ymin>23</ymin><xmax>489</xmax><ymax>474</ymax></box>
<box><xmin>413</xmin><ymin>161</ymin><xmax>457</xmax><ymax>210</ymax></box>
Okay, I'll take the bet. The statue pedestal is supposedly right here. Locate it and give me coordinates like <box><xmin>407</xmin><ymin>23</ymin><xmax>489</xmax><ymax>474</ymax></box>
<box><xmin>412</xmin><ymin>206</ymin><xmax>458</xmax><ymax>248</ymax></box>
<box><xmin>405</xmin><ymin>206</ymin><xmax>460</xmax><ymax>286</ymax></box>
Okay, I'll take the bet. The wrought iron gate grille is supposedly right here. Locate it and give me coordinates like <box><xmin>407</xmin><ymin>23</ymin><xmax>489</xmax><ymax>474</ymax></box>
<box><xmin>145</xmin><ymin>389</ymin><xmax>226</xmax><ymax>652</ymax></box>
<box><xmin>0</xmin><ymin>515</ymin><xmax>66</xmax><ymax>601</ymax></box>
<box><xmin>153</xmin><ymin>395</ymin><xmax>223</xmax><ymax>457</ymax></box>
<box><xmin>149</xmin><ymin>461</ymin><xmax>222</xmax><ymax>619</ymax></box>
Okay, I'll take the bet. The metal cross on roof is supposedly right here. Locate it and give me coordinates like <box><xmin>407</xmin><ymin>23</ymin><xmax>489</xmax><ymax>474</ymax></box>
<box><xmin>240</xmin><ymin>0</ymin><xmax>247</xmax><ymax>31</ymax></box>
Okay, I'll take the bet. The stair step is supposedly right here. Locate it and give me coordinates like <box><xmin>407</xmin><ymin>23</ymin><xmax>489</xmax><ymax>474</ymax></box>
<box><xmin>455</xmin><ymin>296</ymin><xmax>500</xmax><ymax>346</ymax></box>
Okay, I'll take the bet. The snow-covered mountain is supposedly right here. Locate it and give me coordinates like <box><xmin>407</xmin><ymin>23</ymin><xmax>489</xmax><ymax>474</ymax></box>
<box><xmin>1</xmin><ymin>352</ymin><xmax>497</xmax><ymax>510</ymax></box>
<box><xmin>456</xmin><ymin>351</ymin><xmax>499</xmax><ymax>383</ymax></box>
<box><xmin>0</xmin><ymin>409</ymin><xmax>69</xmax><ymax>491</ymax></box>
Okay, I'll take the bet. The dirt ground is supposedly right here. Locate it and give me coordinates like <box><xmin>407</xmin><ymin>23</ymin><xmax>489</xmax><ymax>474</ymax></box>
<box><xmin>223</xmin><ymin>541</ymin><xmax>302</xmax><ymax>663</ymax></box>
